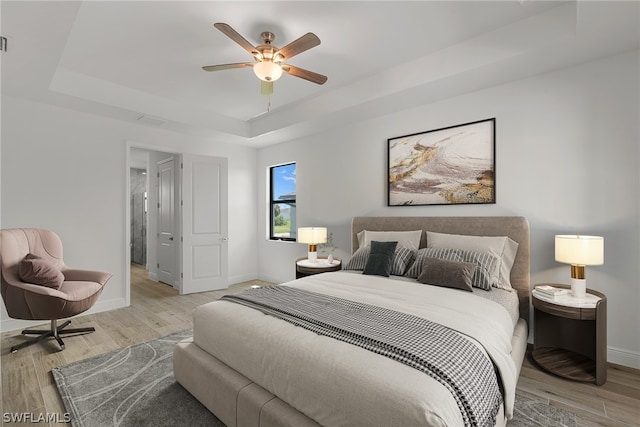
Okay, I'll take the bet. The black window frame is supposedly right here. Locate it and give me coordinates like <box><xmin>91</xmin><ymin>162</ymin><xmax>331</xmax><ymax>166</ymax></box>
<box><xmin>269</xmin><ymin>162</ymin><xmax>296</xmax><ymax>241</ymax></box>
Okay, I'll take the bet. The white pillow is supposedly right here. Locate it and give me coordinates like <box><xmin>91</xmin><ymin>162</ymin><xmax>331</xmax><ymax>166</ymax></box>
<box><xmin>358</xmin><ymin>230</ymin><xmax>422</xmax><ymax>250</ymax></box>
<box><xmin>426</xmin><ymin>231</ymin><xmax>518</xmax><ymax>290</ymax></box>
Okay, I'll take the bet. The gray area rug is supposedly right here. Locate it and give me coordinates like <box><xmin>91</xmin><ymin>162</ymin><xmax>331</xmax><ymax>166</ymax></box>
<box><xmin>510</xmin><ymin>395</ymin><xmax>577</xmax><ymax>427</ymax></box>
<box><xmin>53</xmin><ymin>329</ymin><xmax>577</xmax><ymax>427</ymax></box>
<box><xmin>52</xmin><ymin>329</ymin><xmax>223</xmax><ymax>427</ymax></box>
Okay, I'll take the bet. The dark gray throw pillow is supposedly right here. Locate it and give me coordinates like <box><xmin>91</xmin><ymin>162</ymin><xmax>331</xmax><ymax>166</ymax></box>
<box><xmin>363</xmin><ymin>241</ymin><xmax>398</xmax><ymax>277</ymax></box>
<box><xmin>344</xmin><ymin>245</ymin><xmax>415</xmax><ymax>276</ymax></box>
<box><xmin>417</xmin><ymin>257</ymin><xmax>476</xmax><ymax>292</ymax></box>
<box><xmin>405</xmin><ymin>247</ymin><xmax>496</xmax><ymax>290</ymax></box>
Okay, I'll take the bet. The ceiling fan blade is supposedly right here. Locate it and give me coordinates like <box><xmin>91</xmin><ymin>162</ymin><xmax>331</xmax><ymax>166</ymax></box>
<box><xmin>281</xmin><ymin>64</ymin><xmax>327</xmax><ymax>85</ymax></box>
<box><xmin>214</xmin><ymin>23</ymin><xmax>259</xmax><ymax>57</ymax></box>
<box><xmin>202</xmin><ymin>62</ymin><xmax>254</xmax><ymax>72</ymax></box>
<box><xmin>276</xmin><ymin>33</ymin><xmax>320</xmax><ymax>61</ymax></box>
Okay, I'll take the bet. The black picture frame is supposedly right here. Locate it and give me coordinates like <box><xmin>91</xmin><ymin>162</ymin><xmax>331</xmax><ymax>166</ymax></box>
<box><xmin>387</xmin><ymin>118</ymin><xmax>496</xmax><ymax>206</ymax></box>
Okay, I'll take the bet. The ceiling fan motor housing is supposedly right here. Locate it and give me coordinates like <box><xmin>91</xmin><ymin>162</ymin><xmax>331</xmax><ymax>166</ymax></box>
<box><xmin>260</xmin><ymin>31</ymin><xmax>276</xmax><ymax>44</ymax></box>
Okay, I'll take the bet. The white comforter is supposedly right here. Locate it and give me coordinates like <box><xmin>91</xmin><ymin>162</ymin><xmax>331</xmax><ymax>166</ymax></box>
<box><xmin>193</xmin><ymin>272</ymin><xmax>518</xmax><ymax>427</ymax></box>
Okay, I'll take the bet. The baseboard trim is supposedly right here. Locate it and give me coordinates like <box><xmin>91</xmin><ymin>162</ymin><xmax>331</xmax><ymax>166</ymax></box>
<box><xmin>256</xmin><ymin>274</ymin><xmax>282</xmax><ymax>285</ymax></box>
<box><xmin>608</xmin><ymin>346</ymin><xmax>640</xmax><ymax>369</ymax></box>
<box><xmin>229</xmin><ymin>273</ymin><xmax>259</xmax><ymax>285</ymax></box>
<box><xmin>1</xmin><ymin>297</ymin><xmax>127</xmax><ymax>333</ymax></box>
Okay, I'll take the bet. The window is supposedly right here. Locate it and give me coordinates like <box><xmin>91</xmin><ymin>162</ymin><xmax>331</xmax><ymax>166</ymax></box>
<box><xmin>269</xmin><ymin>163</ymin><xmax>296</xmax><ymax>241</ymax></box>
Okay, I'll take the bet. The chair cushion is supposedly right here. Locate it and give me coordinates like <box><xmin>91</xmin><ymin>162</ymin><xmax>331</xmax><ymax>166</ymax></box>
<box><xmin>19</xmin><ymin>253</ymin><xmax>64</xmax><ymax>290</ymax></box>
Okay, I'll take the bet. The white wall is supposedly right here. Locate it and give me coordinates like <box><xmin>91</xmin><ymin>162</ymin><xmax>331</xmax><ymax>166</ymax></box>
<box><xmin>1</xmin><ymin>96</ymin><xmax>258</xmax><ymax>330</ymax></box>
<box><xmin>257</xmin><ymin>50</ymin><xmax>640</xmax><ymax>368</ymax></box>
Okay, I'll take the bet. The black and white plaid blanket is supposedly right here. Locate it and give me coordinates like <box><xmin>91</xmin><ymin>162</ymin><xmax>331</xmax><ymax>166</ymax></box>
<box><xmin>222</xmin><ymin>286</ymin><xmax>502</xmax><ymax>427</ymax></box>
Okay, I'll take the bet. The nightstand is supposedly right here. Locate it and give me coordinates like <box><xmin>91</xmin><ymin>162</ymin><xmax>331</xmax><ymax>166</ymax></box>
<box><xmin>295</xmin><ymin>257</ymin><xmax>341</xmax><ymax>279</ymax></box>
<box><xmin>532</xmin><ymin>283</ymin><xmax>607</xmax><ymax>385</ymax></box>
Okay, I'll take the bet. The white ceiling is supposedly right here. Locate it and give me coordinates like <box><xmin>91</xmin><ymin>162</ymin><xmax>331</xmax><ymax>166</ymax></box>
<box><xmin>1</xmin><ymin>1</ymin><xmax>638</xmax><ymax>147</ymax></box>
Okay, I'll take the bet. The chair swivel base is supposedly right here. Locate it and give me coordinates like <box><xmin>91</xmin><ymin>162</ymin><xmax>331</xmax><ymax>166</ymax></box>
<box><xmin>10</xmin><ymin>319</ymin><xmax>95</xmax><ymax>353</ymax></box>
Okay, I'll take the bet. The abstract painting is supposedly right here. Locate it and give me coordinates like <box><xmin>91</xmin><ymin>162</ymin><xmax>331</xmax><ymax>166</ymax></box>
<box><xmin>388</xmin><ymin>118</ymin><xmax>495</xmax><ymax>206</ymax></box>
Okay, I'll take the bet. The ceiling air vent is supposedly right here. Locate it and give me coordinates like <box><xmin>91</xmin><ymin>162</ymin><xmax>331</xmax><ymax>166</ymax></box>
<box><xmin>136</xmin><ymin>115</ymin><xmax>166</xmax><ymax>126</ymax></box>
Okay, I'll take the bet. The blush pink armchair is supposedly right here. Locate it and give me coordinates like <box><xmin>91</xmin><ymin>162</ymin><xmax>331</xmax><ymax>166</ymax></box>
<box><xmin>0</xmin><ymin>228</ymin><xmax>112</xmax><ymax>352</ymax></box>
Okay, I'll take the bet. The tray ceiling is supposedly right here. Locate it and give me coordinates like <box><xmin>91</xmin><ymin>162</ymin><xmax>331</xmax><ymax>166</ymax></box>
<box><xmin>2</xmin><ymin>1</ymin><xmax>638</xmax><ymax>146</ymax></box>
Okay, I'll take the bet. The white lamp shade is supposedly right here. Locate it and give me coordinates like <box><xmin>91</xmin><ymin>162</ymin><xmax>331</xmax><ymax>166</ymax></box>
<box><xmin>253</xmin><ymin>61</ymin><xmax>283</xmax><ymax>82</ymax></box>
<box><xmin>555</xmin><ymin>235</ymin><xmax>604</xmax><ymax>265</ymax></box>
<box><xmin>297</xmin><ymin>227</ymin><xmax>327</xmax><ymax>244</ymax></box>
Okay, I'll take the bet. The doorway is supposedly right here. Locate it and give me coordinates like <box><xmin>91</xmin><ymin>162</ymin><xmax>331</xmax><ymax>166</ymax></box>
<box><xmin>127</xmin><ymin>146</ymin><xmax>180</xmax><ymax>308</ymax></box>
<box><xmin>125</xmin><ymin>143</ymin><xmax>229</xmax><ymax>306</ymax></box>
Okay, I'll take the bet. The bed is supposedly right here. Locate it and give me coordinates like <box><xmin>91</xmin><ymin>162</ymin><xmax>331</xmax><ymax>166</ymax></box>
<box><xmin>174</xmin><ymin>216</ymin><xmax>530</xmax><ymax>427</ymax></box>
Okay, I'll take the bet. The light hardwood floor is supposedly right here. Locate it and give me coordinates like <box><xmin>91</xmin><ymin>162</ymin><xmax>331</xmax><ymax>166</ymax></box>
<box><xmin>1</xmin><ymin>264</ymin><xmax>638</xmax><ymax>426</ymax></box>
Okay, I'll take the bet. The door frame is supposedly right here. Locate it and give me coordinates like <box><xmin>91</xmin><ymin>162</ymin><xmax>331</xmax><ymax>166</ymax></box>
<box><xmin>125</xmin><ymin>141</ymin><xmax>230</xmax><ymax>302</ymax></box>
<box><xmin>125</xmin><ymin>140</ymin><xmax>181</xmax><ymax>305</ymax></box>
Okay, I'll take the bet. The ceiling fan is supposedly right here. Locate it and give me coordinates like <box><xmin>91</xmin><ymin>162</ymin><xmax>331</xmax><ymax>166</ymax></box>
<box><xmin>202</xmin><ymin>23</ymin><xmax>328</xmax><ymax>95</ymax></box>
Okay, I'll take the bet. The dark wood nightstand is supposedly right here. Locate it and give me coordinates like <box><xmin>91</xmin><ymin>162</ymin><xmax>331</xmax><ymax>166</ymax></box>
<box><xmin>532</xmin><ymin>283</ymin><xmax>607</xmax><ymax>385</ymax></box>
<box><xmin>295</xmin><ymin>257</ymin><xmax>341</xmax><ymax>279</ymax></box>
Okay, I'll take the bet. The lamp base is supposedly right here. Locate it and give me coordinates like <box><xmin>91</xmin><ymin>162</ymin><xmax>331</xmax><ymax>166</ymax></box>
<box><xmin>570</xmin><ymin>278</ymin><xmax>587</xmax><ymax>298</ymax></box>
<box><xmin>308</xmin><ymin>251</ymin><xmax>318</xmax><ymax>263</ymax></box>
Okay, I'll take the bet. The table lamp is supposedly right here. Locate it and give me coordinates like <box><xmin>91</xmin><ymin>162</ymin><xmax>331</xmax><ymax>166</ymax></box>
<box><xmin>555</xmin><ymin>235</ymin><xmax>604</xmax><ymax>298</ymax></box>
<box><xmin>298</xmin><ymin>227</ymin><xmax>327</xmax><ymax>263</ymax></box>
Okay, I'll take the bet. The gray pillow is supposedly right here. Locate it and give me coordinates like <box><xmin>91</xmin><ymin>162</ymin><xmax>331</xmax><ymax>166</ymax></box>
<box><xmin>391</xmin><ymin>246</ymin><xmax>416</xmax><ymax>276</ymax></box>
<box><xmin>405</xmin><ymin>247</ymin><xmax>497</xmax><ymax>291</ymax></box>
<box><xmin>405</xmin><ymin>247</ymin><xmax>464</xmax><ymax>278</ymax></box>
<box><xmin>345</xmin><ymin>245</ymin><xmax>415</xmax><ymax>276</ymax></box>
<box><xmin>19</xmin><ymin>253</ymin><xmax>64</xmax><ymax>290</ymax></box>
<box><xmin>426</xmin><ymin>231</ymin><xmax>519</xmax><ymax>290</ymax></box>
<box><xmin>344</xmin><ymin>245</ymin><xmax>369</xmax><ymax>270</ymax></box>
<box><xmin>456</xmin><ymin>249</ymin><xmax>498</xmax><ymax>291</ymax></box>
<box><xmin>417</xmin><ymin>257</ymin><xmax>476</xmax><ymax>292</ymax></box>
<box><xmin>363</xmin><ymin>241</ymin><xmax>398</xmax><ymax>277</ymax></box>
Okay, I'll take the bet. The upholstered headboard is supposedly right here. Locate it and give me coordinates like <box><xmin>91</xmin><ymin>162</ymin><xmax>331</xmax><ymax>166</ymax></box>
<box><xmin>351</xmin><ymin>216</ymin><xmax>531</xmax><ymax>324</ymax></box>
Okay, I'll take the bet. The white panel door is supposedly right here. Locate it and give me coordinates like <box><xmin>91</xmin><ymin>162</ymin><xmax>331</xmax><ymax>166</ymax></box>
<box><xmin>181</xmin><ymin>154</ymin><xmax>228</xmax><ymax>294</ymax></box>
<box><xmin>157</xmin><ymin>158</ymin><xmax>176</xmax><ymax>286</ymax></box>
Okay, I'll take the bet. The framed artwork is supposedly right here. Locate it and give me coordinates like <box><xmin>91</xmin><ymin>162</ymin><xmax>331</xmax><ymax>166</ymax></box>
<box><xmin>387</xmin><ymin>118</ymin><xmax>495</xmax><ymax>206</ymax></box>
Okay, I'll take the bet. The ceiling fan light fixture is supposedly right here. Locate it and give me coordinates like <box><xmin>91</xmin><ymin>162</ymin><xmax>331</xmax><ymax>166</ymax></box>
<box><xmin>253</xmin><ymin>61</ymin><xmax>283</xmax><ymax>82</ymax></box>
